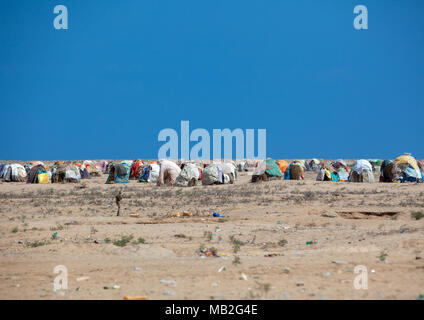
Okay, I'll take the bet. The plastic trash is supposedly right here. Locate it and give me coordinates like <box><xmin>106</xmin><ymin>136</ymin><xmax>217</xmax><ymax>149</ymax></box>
<box><xmin>123</xmin><ymin>296</ymin><xmax>148</xmax><ymax>300</ymax></box>
<box><xmin>51</xmin><ymin>232</ymin><xmax>58</xmax><ymax>240</ymax></box>
<box><xmin>103</xmin><ymin>285</ymin><xmax>120</xmax><ymax>290</ymax></box>
<box><xmin>163</xmin><ymin>290</ymin><xmax>175</xmax><ymax>296</ymax></box>
<box><xmin>76</xmin><ymin>276</ymin><xmax>90</xmax><ymax>282</ymax></box>
<box><xmin>130</xmin><ymin>213</ymin><xmax>140</xmax><ymax>218</ymax></box>
<box><xmin>239</xmin><ymin>273</ymin><xmax>248</xmax><ymax>281</ymax></box>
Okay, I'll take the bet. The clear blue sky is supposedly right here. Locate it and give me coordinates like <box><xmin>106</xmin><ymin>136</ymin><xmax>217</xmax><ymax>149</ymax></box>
<box><xmin>1</xmin><ymin>0</ymin><xmax>423</xmax><ymax>160</ymax></box>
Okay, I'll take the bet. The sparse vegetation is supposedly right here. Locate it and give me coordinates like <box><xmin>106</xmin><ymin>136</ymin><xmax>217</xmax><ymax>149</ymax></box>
<box><xmin>133</xmin><ymin>237</ymin><xmax>146</xmax><ymax>244</ymax></box>
<box><xmin>378</xmin><ymin>251</ymin><xmax>388</xmax><ymax>262</ymax></box>
<box><xmin>278</xmin><ymin>239</ymin><xmax>288</xmax><ymax>247</ymax></box>
<box><xmin>50</xmin><ymin>224</ymin><xmax>64</xmax><ymax>231</ymax></box>
<box><xmin>411</xmin><ymin>211</ymin><xmax>424</xmax><ymax>220</ymax></box>
<box><xmin>229</xmin><ymin>235</ymin><xmax>244</xmax><ymax>253</ymax></box>
<box><xmin>113</xmin><ymin>235</ymin><xmax>134</xmax><ymax>247</ymax></box>
<box><xmin>233</xmin><ymin>256</ymin><xmax>241</xmax><ymax>265</ymax></box>
<box><xmin>26</xmin><ymin>240</ymin><xmax>50</xmax><ymax>248</ymax></box>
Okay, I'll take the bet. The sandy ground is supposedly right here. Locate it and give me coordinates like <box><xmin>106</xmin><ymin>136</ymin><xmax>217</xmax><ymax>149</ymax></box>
<box><xmin>0</xmin><ymin>170</ymin><xmax>423</xmax><ymax>300</ymax></box>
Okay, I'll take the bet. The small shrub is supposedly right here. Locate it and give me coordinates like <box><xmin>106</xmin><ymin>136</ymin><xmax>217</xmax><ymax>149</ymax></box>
<box><xmin>133</xmin><ymin>237</ymin><xmax>146</xmax><ymax>244</ymax></box>
<box><xmin>278</xmin><ymin>239</ymin><xmax>288</xmax><ymax>247</ymax></box>
<box><xmin>411</xmin><ymin>212</ymin><xmax>424</xmax><ymax>220</ymax></box>
<box><xmin>230</xmin><ymin>235</ymin><xmax>244</xmax><ymax>253</ymax></box>
<box><xmin>113</xmin><ymin>235</ymin><xmax>134</xmax><ymax>247</ymax></box>
<box><xmin>233</xmin><ymin>256</ymin><xmax>241</xmax><ymax>265</ymax></box>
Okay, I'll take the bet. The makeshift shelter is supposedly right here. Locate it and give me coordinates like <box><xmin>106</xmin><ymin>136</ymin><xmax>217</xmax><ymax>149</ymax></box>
<box><xmin>308</xmin><ymin>159</ymin><xmax>321</xmax><ymax>171</ymax></box>
<box><xmin>349</xmin><ymin>159</ymin><xmax>375</xmax><ymax>183</ymax></box>
<box><xmin>98</xmin><ymin>160</ymin><xmax>108</xmax><ymax>174</ymax></box>
<box><xmin>251</xmin><ymin>159</ymin><xmax>282</xmax><ymax>182</ymax></box>
<box><xmin>27</xmin><ymin>164</ymin><xmax>50</xmax><ymax>184</ymax></box>
<box><xmin>0</xmin><ymin>164</ymin><xmax>5</xmax><ymax>177</ymax></box>
<box><xmin>222</xmin><ymin>162</ymin><xmax>237</xmax><ymax>182</ymax></box>
<box><xmin>82</xmin><ymin>161</ymin><xmax>101</xmax><ymax>177</ymax></box>
<box><xmin>139</xmin><ymin>163</ymin><xmax>160</xmax><ymax>183</ymax></box>
<box><xmin>284</xmin><ymin>161</ymin><xmax>304</xmax><ymax>180</ymax></box>
<box><xmin>75</xmin><ymin>162</ymin><xmax>91</xmax><ymax>179</ymax></box>
<box><xmin>105</xmin><ymin>163</ymin><xmax>130</xmax><ymax>184</ymax></box>
<box><xmin>121</xmin><ymin>160</ymin><xmax>133</xmax><ymax>167</ymax></box>
<box><xmin>130</xmin><ymin>159</ymin><xmax>144</xmax><ymax>180</ymax></box>
<box><xmin>157</xmin><ymin>160</ymin><xmax>181</xmax><ymax>186</ymax></box>
<box><xmin>368</xmin><ymin>159</ymin><xmax>382</xmax><ymax>172</ymax></box>
<box><xmin>379</xmin><ymin>160</ymin><xmax>399</xmax><ymax>182</ymax></box>
<box><xmin>395</xmin><ymin>154</ymin><xmax>423</xmax><ymax>183</ymax></box>
<box><xmin>0</xmin><ymin>164</ymin><xmax>27</xmax><ymax>182</ymax></box>
<box><xmin>276</xmin><ymin>160</ymin><xmax>289</xmax><ymax>175</ymax></box>
<box><xmin>237</xmin><ymin>161</ymin><xmax>248</xmax><ymax>172</ymax></box>
<box><xmin>175</xmin><ymin>163</ymin><xmax>200</xmax><ymax>187</ymax></box>
<box><xmin>52</xmin><ymin>163</ymin><xmax>81</xmax><ymax>183</ymax></box>
<box><xmin>399</xmin><ymin>155</ymin><xmax>421</xmax><ymax>181</ymax></box>
<box><xmin>316</xmin><ymin>166</ymin><xmax>333</xmax><ymax>181</ymax></box>
<box><xmin>331</xmin><ymin>160</ymin><xmax>349</xmax><ymax>181</ymax></box>
<box><xmin>203</xmin><ymin>163</ymin><xmax>228</xmax><ymax>185</ymax></box>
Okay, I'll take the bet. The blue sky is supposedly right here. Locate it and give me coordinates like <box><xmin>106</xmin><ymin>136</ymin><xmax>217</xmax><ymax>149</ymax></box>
<box><xmin>1</xmin><ymin>0</ymin><xmax>423</xmax><ymax>160</ymax></box>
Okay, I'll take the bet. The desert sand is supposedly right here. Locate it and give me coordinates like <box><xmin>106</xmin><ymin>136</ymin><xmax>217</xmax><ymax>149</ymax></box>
<box><xmin>0</xmin><ymin>170</ymin><xmax>423</xmax><ymax>300</ymax></box>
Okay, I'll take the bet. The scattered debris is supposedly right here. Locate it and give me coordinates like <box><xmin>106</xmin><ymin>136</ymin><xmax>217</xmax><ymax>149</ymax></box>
<box><xmin>51</xmin><ymin>232</ymin><xmax>58</xmax><ymax>240</ymax></box>
<box><xmin>239</xmin><ymin>273</ymin><xmax>248</xmax><ymax>281</ymax></box>
<box><xmin>170</xmin><ymin>212</ymin><xmax>180</xmax><ymax>217</ymax></box>
<box><xmin>130</xmin><ymin>213</ymin><xmax>140</xmax><ymax>218</ymax></box>
<box><xmin>76</xmin><ymin>276</ymin><xmax>90</xmax><ymax>282</ymax></box>
<box><xmin>283</xmin><ymin>267</ymin><xmax>290</xmax><ymax>274</ymax></box>
<box><xmin>104</xmin><ymin>285</ymin><xmax>120</xmax><ymax>290</ymax></box>
<box><xmin>296</xmin><ymin>281</ymin><xmax>304</xmax><ymax>287</ymax></box>
<box><xmin>159</xmin><ymin>279</ymin><xmax>177</xmax><ymax>287</ymax></box>
<box><xmin>264</xmin><ymin>253</ymin><xmax>283</xmax><ymax>257</ymax></box>
<box><xmin>183</xmin><ymin>211</ymin><xmax>193</xmax><ymax>217</ymax></box>
<box><xmin>123</xmin><ymin>296</ymin><xmax>148</xmax><ymax>300</ymax></box>
<box><xmin>163</xmin><ymin>290</ymin><xmax>175</xmax><ymax>296</ymax></box>
<box><xmin>200</xmin><ymin>247</ymin><xmax>218</xmax><ymax>257</ymax></box>
<box><xmin>218</xmin><ymin>266</ymin><xmax>226</xmax><ymax>272</ymax></box>
<box><xmin>332</xmin><ymin>260</ymin><xmax>348</xmax><ymax>265</ymax></box>
<box><xmin>322</xmin><ymin>272</ymin><xmax>331</xmax><ymax>277</ymax></box>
